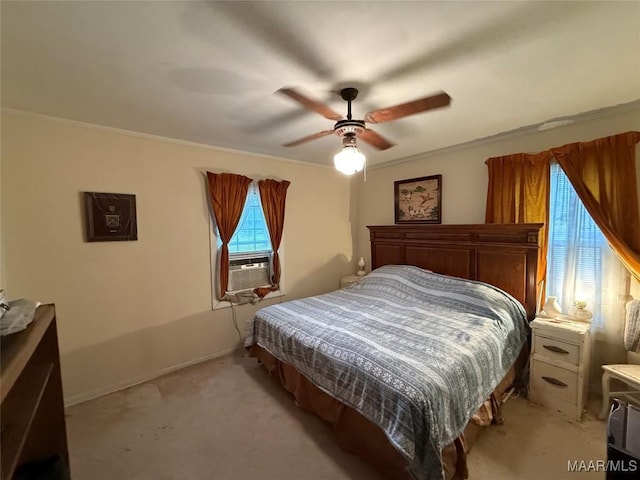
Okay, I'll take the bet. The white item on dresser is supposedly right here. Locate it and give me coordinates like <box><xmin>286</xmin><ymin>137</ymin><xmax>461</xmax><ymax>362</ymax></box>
<box><xmin>529</xmin><ymin>317</ymin><xmax>591</xmax><ymax>421</ymax></box>
<box><xmin>566</xmin><ymin>300</ymin><xmax>593</xmax><ymax>323</ymax></box>
<box><xmin>0</xmin><ymin>298</ymin><xmax>41</xmax><ymax>336</ymax></box>
<box><xmin>540</xmin><ymin>295</ymin><xmax>562</xmax><ymax>319</ymax></box>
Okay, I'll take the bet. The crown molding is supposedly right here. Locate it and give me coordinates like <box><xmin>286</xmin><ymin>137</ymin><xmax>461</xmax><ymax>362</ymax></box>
<box><xmin>1</xmin><ymin>108</ymin><xmax>334</xmax><ymax>171</ymax></box>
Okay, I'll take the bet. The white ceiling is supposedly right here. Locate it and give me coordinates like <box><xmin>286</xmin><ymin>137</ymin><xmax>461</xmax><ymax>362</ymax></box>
<box><xmin>2</xmin><ymin>1</ymin><xmax>639</xmax><ymax>168</ymax></box>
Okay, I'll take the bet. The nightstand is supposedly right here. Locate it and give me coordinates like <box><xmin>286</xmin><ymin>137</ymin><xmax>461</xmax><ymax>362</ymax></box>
<box><xmin>340</xmin><ymin>273</ymin><xmax>364</xmax><ymax>288</ymax></box>
<box><xmin>529</xmin><ymin>317</ymin><xmax>591</xmax><ymax>421</ymax></box>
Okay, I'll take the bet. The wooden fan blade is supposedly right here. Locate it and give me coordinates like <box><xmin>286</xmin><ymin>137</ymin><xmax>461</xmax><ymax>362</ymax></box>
<box><xmin>278</xmin><ymin>88</ymin><xmax>343</xmax><ymax>121</ymax></box>
<box><xmin>359</xmin><ymin>129</ymin><xmax>395</xmax><ymax>150</ymax></box>
<box><xmin>365</xmin><ymin>92</ymin><xmax>451</xmax><ymax>124</ymax></box>
<box><xmin>282</xmin><ymin>130</ymin><xmax>335</xmax><ymax>147</ymax></box>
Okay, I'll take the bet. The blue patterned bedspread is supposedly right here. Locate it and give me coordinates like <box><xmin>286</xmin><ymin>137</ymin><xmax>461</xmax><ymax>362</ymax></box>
<box><xmin>245</xmin><ymin>265</ymin><xmax>528</xmax><ymax>480</ymax></box>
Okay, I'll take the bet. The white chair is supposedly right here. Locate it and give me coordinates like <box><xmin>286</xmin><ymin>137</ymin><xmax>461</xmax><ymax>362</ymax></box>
<box><xmin>598</xmin><ymin>299</ymin><xmax>640</xmax><ymax>419</ymax></box>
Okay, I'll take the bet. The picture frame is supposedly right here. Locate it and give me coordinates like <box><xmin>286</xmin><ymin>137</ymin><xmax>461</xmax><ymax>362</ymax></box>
<box><xmin>394</xmin><ymin>174</ymin><xmax>442</xmax><ymax>224</ymax></box>
<box><xmin>84</xmin><ymin>192</ymin><xmax>138</xmax><ymax>242</ymax></box>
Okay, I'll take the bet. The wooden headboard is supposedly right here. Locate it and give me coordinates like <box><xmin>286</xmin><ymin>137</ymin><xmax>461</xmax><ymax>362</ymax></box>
<box><xmin>368</xmin><ymin>223</ymin><xmax>542</xmax><ymax>321</ymax></box>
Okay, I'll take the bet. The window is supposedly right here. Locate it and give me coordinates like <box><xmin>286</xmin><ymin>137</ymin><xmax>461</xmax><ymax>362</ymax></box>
<box><xmin>210</xmin><ymin>183</ymin><xmax>276</xmax><ymax>301</ymax></box>
<box><xmin>546</xmin><ymin>163</ymin><xmax>620</xmax><ymax>328</ymax></box>
<box><xmin>218</xmin><ymin>183</ymin><xmax>271</xmax><ymax>255</ymax></box>
<box><xmin>207</xmin><ymin>173</ymin><xmax>289</xmax><ymax>305</ymax></box>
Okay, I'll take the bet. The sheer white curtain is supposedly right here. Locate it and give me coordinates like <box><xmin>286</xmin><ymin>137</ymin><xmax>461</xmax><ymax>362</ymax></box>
<box><xmin>546</xmin><ymin>163</ymin><xmax>624</xmax><ymax>329</ymax></box>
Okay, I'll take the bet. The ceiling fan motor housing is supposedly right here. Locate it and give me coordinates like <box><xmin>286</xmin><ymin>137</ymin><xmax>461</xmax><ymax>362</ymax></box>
<box><xmin>334</xmin><ymin>119</ymin><xmax>366</xmax><ymax>138</ymax></box>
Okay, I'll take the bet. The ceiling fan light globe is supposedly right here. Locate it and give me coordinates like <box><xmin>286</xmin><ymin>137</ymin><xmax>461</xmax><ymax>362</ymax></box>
<box><xmin>334</xmin><ymin>146</ymin><xmax>365</xmax><ymax>175</ymax></box>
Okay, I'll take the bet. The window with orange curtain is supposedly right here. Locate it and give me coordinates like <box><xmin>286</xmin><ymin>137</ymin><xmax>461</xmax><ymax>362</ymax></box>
<box><xmin>210</xmin><ymin>182</ymin><xmax>275</xmax><ymax>301</ymax></box>
<box><xmin>485</xmin><ymin>131</ymin><xmax>639</xmax><ymax>319</ymax></box>
<box><xmin>546</xmin><ymin>163</ymin><xmax>624</xmax><ymax>328</ymax></box>
<box><xmin>207</xmin><ymin>175</ymin><xmax>290</xmax><ymax>305</ymax></box>
<box><xmin>550</xmin><ymin>131</ymin><xmax>640</xmax><ymax>282</ymax></box>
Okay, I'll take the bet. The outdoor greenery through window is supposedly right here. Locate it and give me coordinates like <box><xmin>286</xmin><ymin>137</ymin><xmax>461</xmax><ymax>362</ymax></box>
<box><xmin>226</xmin><ymin>184</ymin><xmax>271</xmax><ymax>254</ymax></box>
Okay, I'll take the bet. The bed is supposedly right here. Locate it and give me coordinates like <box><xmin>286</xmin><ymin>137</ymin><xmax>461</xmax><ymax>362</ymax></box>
<box><xmin>246</xmin><ymin>223</ymin><xmax>542</xmax><ymax>480</ymax></box>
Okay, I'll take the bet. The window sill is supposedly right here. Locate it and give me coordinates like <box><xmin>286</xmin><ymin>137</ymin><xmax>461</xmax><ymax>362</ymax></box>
<box><xmin>212</xmin><ymin>289</ymin><xmax>285</xmax><ymax>310</ymax></box>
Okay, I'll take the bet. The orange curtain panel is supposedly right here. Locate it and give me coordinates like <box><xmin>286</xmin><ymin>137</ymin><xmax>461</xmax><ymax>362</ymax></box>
<box><xmin>206</xmin><ymin>172</ymin><xmax>252</xmax><ymax>299</ymax></box>
<box><xmin>485</xmin><ymin>151</ymin><xmax>552</xmax><ymax>293</ymax></box>
<box><xmin>255</xmin><ymin>178</ymin><xmax>290</xmax><ymax>297</ymax></box>
<box><xmin>551</xmin><ymin>131</ymin><xmax>640</xmax><ymax>281</ymax></box>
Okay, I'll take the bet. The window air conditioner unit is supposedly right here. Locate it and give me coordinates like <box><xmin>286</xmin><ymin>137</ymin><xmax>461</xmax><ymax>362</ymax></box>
<box><xmin>227</xmin><ymin>253</ymin><xmax>271</xmax><ymax>293</ymax></box>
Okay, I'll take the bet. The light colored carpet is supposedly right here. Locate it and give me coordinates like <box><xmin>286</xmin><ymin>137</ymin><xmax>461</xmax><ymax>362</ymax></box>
<box><xmin>66</xmin><ymin>351</ymin><xmax>607</xmax><ymax>480</ymax></box>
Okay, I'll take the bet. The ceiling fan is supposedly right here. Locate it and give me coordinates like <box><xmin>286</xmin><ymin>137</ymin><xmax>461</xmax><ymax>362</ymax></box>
<box><xmin>278</xmin><ymin>87</ymin><xmax>451</xmax><ymax>146</ymax></box>
<box><xmin>278</xmin><ymin>86</ymin><xmax>451</xmax><ymax>174</ymax></box>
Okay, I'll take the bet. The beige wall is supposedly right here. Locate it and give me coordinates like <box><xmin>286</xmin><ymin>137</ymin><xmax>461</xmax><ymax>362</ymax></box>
<box><xmin>1</xmin><ymin>112</ymin><xmax>357</xmax><ymax>403</ymax></box>
<box><xmin>356</xmin><ymin>106</ymin><xmax>640</xmax><ymax>390</ymax></box>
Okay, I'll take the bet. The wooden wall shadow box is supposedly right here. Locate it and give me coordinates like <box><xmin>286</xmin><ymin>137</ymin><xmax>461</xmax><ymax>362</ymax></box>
<box><xmin>84</xmin><ymin>192</ymin><xmax>138</xmax><ymax>242</ymax></box>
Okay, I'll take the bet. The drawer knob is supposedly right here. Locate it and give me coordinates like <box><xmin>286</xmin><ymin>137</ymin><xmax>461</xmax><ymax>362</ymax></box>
<box><xmin>542</xmin><ymin>376</ymin><xmax>568</xmax><ymax>387</ymax></box>
<box><xmin>543</xmin><ymin>344</ymin><xmax>569</xmax><ymax>354</ymax></box>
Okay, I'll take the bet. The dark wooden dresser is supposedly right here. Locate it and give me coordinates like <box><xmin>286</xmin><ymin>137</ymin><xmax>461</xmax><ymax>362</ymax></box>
<box><xmin>1</xmin><ymin>304</ymin><xmax>70</xmax><ymax>479</ymax></box>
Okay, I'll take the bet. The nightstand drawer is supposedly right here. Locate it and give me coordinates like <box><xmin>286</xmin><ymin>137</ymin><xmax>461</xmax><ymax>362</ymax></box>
<box><xmin>531</xmin><ymin>360</ymin><xmax>578</xmax><ymax>404</ymax></box>
<box><xmin>534</xmin><ymin>335</ymin><xmax>580</xmax><ymax>365</ymax></box>
<box><xmin>529</xmin><ymin>386</ymin><xmax>580</xmax><ymax>419</ymax></box>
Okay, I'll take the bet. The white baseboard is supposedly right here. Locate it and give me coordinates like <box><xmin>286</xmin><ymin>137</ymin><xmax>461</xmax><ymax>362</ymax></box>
<box><xmin>64</xmin><ymin>346</ymin><xmax>241</xmax><ymax>407</ymax></box>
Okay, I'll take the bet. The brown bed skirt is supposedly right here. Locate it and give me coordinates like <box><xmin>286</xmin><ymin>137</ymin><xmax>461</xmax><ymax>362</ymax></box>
<box><xmin>248</xmin><ymin>344</ymin><xmax>519</xmax><ymax>480</ymax></box>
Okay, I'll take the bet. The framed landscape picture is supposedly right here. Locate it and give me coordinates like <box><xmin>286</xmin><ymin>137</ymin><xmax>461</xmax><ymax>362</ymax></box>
<box><xmin>84</xmin><ymin>192</ymin><xmax>138</xmax><ymax>242</ymax></box>
<box><xmin>394</xmin><ymin>175</ymin><xmax>442</xmax><ymax>224</ymax></box>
